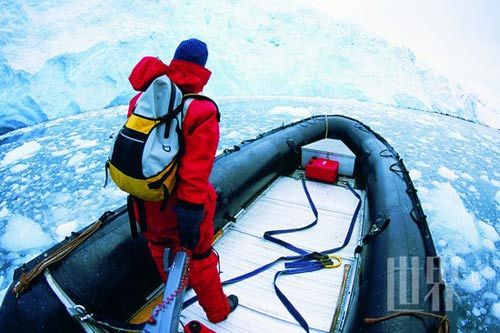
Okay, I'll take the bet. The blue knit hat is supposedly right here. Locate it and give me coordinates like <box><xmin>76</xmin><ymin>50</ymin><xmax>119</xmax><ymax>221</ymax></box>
<box><xmin>173</xmin><ymin>38</ymin><xmax>208</xmax><ymax>67</ymax></box>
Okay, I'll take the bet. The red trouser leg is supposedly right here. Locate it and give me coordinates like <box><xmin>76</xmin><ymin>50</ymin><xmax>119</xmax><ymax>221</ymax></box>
<box><xmin>141</xmin><ymin>185</ymin><xmax>230</xmax><ymax>323</ymax></box>
<box><xmin>147</xmin><ymin>245</ymin><xmax>230</xmax><ymax>323</ymax></box>
<box><xmin>189</xmin><ymin>251</ymin><xmax>230</xmax><ymax>323</ymax></box>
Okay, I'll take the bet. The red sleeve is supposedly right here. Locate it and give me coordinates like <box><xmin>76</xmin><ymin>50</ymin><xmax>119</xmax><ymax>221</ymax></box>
<box><xmin>176</xmin><ymin>99</ymin><xmax>220</xmax><ymax>205</ymax></box>
<box><xmin>127</xmin><ymin>93</ymin><xmax>142</xmax><ymax>117</ymax></box>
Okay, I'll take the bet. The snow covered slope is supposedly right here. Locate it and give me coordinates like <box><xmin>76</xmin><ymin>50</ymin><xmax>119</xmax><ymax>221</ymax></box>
<box><xmin>1</xmin><ymin>0</ymin><xmax>498</xmax><ymax>135</ymax></box>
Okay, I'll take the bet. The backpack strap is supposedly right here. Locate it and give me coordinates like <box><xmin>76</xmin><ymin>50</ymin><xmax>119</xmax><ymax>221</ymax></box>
<box><xmin>127</xmin><ymin>195</ymin><xmax>148</xmax><ymax>238</ymax></box>
<box><xmin>163</xmin><ymin>78</ymin><xmax>182</xmax><ymax>139</ymax></box>
<box><xmin>174</xmin><ymin>94</ymin><xmax>220</xmax><ymax>158</ymax></box>
<box><xmin>183</xmin><ymin>94</ymin><xmax>220</xmax><ymax>122</ymax></box>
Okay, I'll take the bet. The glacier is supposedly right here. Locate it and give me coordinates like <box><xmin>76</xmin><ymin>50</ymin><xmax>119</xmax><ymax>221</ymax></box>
<box><xmin>0</xmin><ymin>0</ymin><xmax>498</xmax><ymax>135</ymax></box>
<box><xmin>0</xmin><ymin>0</ymin><xmax>499</xmax><ymax>331</ymax></box>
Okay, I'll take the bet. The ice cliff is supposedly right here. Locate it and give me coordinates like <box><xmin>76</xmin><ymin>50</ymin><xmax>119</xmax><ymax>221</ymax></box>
<box><xmin>0</xmin><ymin>0</ymin><xmax>497</xmax><ymax>134</ymax></box>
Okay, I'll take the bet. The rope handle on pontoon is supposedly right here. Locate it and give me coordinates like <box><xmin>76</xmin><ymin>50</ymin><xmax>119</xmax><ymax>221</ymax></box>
<box><xmin>365</xmin><ymin>311</ymin><xmax>450</xmax><ymax>333</ymax></box>
<box><xmin>13</xmin><ymin>211</ymin><xmax>115</xmax><ymax>296</ymax></box>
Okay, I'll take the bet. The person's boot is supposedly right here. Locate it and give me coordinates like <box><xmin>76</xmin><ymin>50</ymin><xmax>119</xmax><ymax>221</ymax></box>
<box><xmin>227</xmin><ymin>294</ymin><xmax>239</xmax><ymax>313</ymax></box>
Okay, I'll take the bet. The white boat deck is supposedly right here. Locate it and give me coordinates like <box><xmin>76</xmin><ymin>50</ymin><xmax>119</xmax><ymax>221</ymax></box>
<box><xmin>181</xmin><ymin>176</ymin><xmax>365</xmax><ymax>332</ymax></box>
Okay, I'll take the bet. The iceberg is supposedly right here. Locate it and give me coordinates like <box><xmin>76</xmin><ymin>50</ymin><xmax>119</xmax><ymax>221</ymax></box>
<box><xmin>0</xmin><ymin>0</ymin><xmax>498</xmax><ymax>134</ymax></box>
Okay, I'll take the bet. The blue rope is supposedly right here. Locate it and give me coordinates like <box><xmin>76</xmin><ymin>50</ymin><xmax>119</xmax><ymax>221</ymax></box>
<box><xmin>183</xmin><ymin>178</ymin><xmax>361</xmax><ymax>332</ymax></box>
<box><xmin>263</xmin><ymin>176</ymin><xmax>319</xmax><ymax>256</ymax></box>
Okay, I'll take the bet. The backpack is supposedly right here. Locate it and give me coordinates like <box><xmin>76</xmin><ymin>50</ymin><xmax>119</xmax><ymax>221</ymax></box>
<box><xmin>105</xmin><ymin>75</ymin><xmax>216</xmax><ymax>208</ymax></box>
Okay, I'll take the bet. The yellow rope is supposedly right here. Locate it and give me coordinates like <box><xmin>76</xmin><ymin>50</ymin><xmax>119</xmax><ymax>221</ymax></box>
<box><xmin>13</xmin><ymin>218</ymin><xmax>104</xmax><ymax>296</ymax></box>
<box><xmin>323</xmin><ymin>254</ymin><xmax>342</xmax><ymax>269</ymax></box>
<box><xmin>364</xmin><ymin>310</ymin><xmax>450</xmax><ymax>333</ymax></box>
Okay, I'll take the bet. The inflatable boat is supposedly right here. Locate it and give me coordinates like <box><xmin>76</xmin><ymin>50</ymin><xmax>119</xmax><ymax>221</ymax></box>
<box><xmin>0</xmin><ymin>115</ymin><xmax>454</xmax><ymax>332</ymax></box>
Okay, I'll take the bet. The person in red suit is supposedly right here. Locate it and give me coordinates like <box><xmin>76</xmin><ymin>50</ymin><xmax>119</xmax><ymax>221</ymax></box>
<box><xmin>127</xmin><ymin>38</ymin><xmax>238</xmax><ymax>323</ymax></box>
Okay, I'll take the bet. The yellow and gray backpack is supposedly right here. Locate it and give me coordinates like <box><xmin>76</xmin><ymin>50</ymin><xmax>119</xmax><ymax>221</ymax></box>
<box><xmin>105</xmin><ymin>75</ymin><xmax>203</xmax><ymax>207</ymax></box>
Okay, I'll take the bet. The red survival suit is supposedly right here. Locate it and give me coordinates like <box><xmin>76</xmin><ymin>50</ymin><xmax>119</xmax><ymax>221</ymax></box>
<box><xmin>127</xmin><ymin>57</ymin><xmax>230</xmax><ymax>323</ymax></box>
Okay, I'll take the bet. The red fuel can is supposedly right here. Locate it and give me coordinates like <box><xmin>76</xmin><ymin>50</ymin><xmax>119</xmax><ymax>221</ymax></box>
<box><xmin>305</xmin><ymin>157</ymin><xmax>339</xmax><ymax>183</ymax></box>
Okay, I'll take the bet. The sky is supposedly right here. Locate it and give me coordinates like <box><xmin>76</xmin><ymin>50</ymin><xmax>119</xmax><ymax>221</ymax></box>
<box><xmin>302</xmin><ymin>0</ymin><xmax>500</xmax><ymax>112</ymax></box>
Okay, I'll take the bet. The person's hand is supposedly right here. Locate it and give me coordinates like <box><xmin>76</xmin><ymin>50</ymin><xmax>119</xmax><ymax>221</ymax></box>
<box><xmin>176</xmin><ymin>201</ymin><xmax>204</xmax><ymax>249</ymax></box>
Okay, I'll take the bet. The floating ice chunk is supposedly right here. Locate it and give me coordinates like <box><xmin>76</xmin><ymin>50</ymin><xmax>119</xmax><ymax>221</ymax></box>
<box><xmin>415</xmin><ymin>161</ymin><xmax>431</xmax><ymax>169</ymax></box>
<box><xmin>492</xmin><ymin>303</ymin><xmax>500</xmax><ymax>319</ymax></box>
<box><xmin>437</xmin><ymin>239</ymin><xmax>447</xmax><ymax>247</ymax></box>
<box><xmin>477</xmin><ymin>221</ymin><xmax>499</xmax><ymax>242</ymax></box>
<box><xmin>472</xmin><ymin>307</ymin><xmax>481</xmax><ymax>317</ymax></box>
<box><xmin>67</xmin><ymin>152</ymin><xmax>87</xmax><ymax>167</ymax></box>
<box><xmin>78</xmin><ymin>189</ymin><xmax>92</xmax><ymax>197</ymax></box>
<box><xmin>461</xmin><ymin>173</ymin><xmax>474</xmax><ymax>181</ymax></box>
<box><xmin>480</xmin><ymin>266</ymin><xmax>496</xmax><ymax>280</ymax></box>
<box><xmin>75</xmin><ymin>165</ymin><xmax>89</xmax><ymax>174</ymax></box>
<box><xmin>480</xmin><ymin>174</ymin><xmax>489</xmax><ymax>182</ymax></box>
<box><xmin>437</xmin><ymin>166</ymin><xmax>459</xmax><ymax>181</ymax></box>
<box><xmin>409</xmin><ymin>169</ymin><xmax>421</xmax><ymax>180</ymax></box>
<box><xmin>51</xmin><ymin>149</ymin><xmax>70</xmax><ymax>157</ymax></box>
<box><xmin>0</xmin><ymin>141</ymin><xmax>41</xmax><ymax>167</ymax></box>
<box><xmin>368</xmin><ymin>121</ymin><xmax>384</xmax><ymax>127</ymax></box>
<box><xmin>53</xmin><ymin>193</ymin><xmax>71</xmax><ymax>205</ymax></box>
<box><xmin>225</xmin><ymin>130</ymin><xmax>241</xmax><ymax>139</ymax></box>
<box><xmin>461</xmin><ymin>271</ymin><xmax>484</xmax><ymax>292</ymax></box>
<box><xmin>81</xmin><ymin>199</ymin><xmax>94</xmax><ymax>207</ymax></box>
<box><xmin>427</xmin><ymin>182</ymin><xmax>480</xmax><ymax>249</ymax></box>
<box><xmin>10</xmin><ymin>164</ymin><xmax>29</xmax><ymax>173</ymax></box>
<box><xmin>55</xmin><ymin>221</ymin><xmax>78</xmax><ymax>238</ymax></box>
<box><xmin>482</xmin><ymin>292</ymin><xmax>498</xmax><ymax>302</ymax></box>
<box><xmin>495</xmin><ymin>190</ymin><xmax>500</xmax><ymax>205</ymax></box>
<box><xmin>450</xmin><ymin>256</ymin><xmax>465</xmax><ymax>269</ymax></box>
<box><xmin>448</xmin><ymin>131</ymin><xmax>469</xmax><ymax>142</ymax></box>
<box><xmin>101</xmin><ymin>184</ymin><xmax>127</xmax><ymax>200</ymax></box>
<box><xmin>0</xmin><ymin>286</ymin><xmax>6</xmax><ymax>305</ymax></box>
<box><xmin>0</xmin><ymin>215</ymin><xmax>52</xmax><ymax>251</ymax></box>
<box><xmin>482</xmin><ymin>239</ymin><xmax>496</xmax><ymax>251</ymax></box>
<box><xmin>468</xmin><ymin>185</ymin><xmax>478</xmax><ymax>193</ymax></box>
<box><xmin>0</xmin><ymin>207</ymin><xmax>9</xmax><ymax>218</ymax></box>
<box><xmin>417</xmin><ymin>186</ymin><xmax>429</xmax><ymax>195</ymax></box>
<box><xmin>73</xmin><ymin>138</ymin><xmax>98</xmax><ymax>148</ymax></box>
<box><xmin>268</xmin><ymin>106</ymin><xmax>313</xmax><ymax>118</ymax></box>
<box><xmin>51</xmin><ymin>207</ymin><xmax>72</xmax><ymax>221</ymax></box>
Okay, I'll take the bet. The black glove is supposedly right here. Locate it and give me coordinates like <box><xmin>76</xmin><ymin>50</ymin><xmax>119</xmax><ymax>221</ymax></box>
<box><xmin>176</xmin><ymin>201</ymin><xmax>205</xmax><ymax>249</ymax></box>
